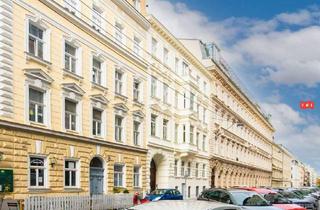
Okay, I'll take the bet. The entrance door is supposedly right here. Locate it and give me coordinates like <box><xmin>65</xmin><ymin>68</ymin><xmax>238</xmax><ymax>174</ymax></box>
<box><xmin>150</xmin><ymin>159</ymin><xmax>157</xmax><ymax>192</ymax></box>
<box><xmin>211</xmin><ymin>168</ymin><xmax>216</xmax><ymax>188</ymax></box>
<box><xmin>90</xmin><ymin>157</ymin><xmax>104</xmax><ymax>195</ymax></box>
<box><xmin>181</xmin><ymin>183</ymin><xmax>186</xmax><ymax>198</ymax></box>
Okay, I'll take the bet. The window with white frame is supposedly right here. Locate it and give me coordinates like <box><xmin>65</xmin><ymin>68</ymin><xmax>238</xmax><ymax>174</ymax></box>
<box><xmin>163</xmin><ymin>48</ymin><xmax>169</xmax><ymax>65</ymax></box>
<box><xmin>133</xmin><ymin>79</ymin><xmax>141</xmax><ymax>102</ymax></box>
<box><xmin>196</xmin><ymin>186</ymin><xmax>199</xmax><ymax>197</ymax></box>
<box><xmin>92</xmin><ymin>57</ymin><xmax>102</xmax><ymax>85</ymax></box>
<box><xmin>190</xmin><ymin>125</ymin><xmax>194</xmax><ymax>144</ymax></box>
<box><xmin>174</xmin><ymin>123</ymin><xmax>178</xmax><ymax>143</ymax></box>
<box><xmin>174</xmin><ymin>91</ymin><xmax>178</xmax><ymax>108</ymax></box>
<box><xmin>202</xmin><ymin>164</ymin><xmax>206</xmax><ymax>177</ymax></box>
<box><xmin>64</xmin><ymin>160</ymin><xmax>79</xmax><ymax>187</ymax></box>
<box><xmin>151</xmin><ymin>114</ymin><xmax>157</xmax><ymax>136</ymax></box>
<box><xmin>64</xmin><ymin>0</ymin><xmax>80</xmax><ymax>15</ymax></box>
<box><xmin>151</xmin><ymin>38</ymin><xmax>158</xmax><ymax>56</ymax></box>
<box><xmin>151</xmin><ymin>77</ymin><xmax>157</xmax><ymax>97</ymax></box>
<box><xmin>174</xmin><ymin>159</ymin><xmax>178</xmax><ymax>176</ymax></box>
<box><xmin>65</xmin><ymin>99</ymin><xmax>77</xmax><ymax>131</ymax></box>
<box><xmin>197</xmin><ymin>104</ymin><xmax>200</xmax><ymax>117</ymax></box>
<box><xmin>92</xmin><ymin>6</ymin><xmax>102</xmax><ymax>31</ymax></box>
<box><xmin>183</xmin><ymin>93</ymin><xmax>187</xmax><ymax>109</ymax></box>
<box><xmin>114</xmin><ymin>164</ymin><xmax>124</xmax><ymax>187</ymax></box>
<box><xmin>29</xmin><ymin>156</ymin><xmax>47</xmax><ymax>187</ymax></box>
<box><xmin>163</xmin><ymin>83</ymin><xmax>169</xmax><ymax>104</ymax></box>
<box><xmin>133</xmin><ymin>36</ymin><xmax>141</xmax><ymax>56</ymax></box>
<box><xmin>115</xmin><ymin>22</ymin><xmax>123</xmax><ymax>43</ymax></box>
<box><xmin>163</xmin><ymin>119</ymin><xmax>168</xmax><ymax>140</ymax></box>
<box><xmin>133</xmin><ymin>121</ymin><xmax>140</xmax><ymax>146</ymax></box>
<box><xmin>187</xmin><ymin>162</ymin><xmax>191</xmax><ymax>177</ymax></box>
<box><xmin>190</xmin><ymin>92</ymin><xmax>195</xmax><ymax>111</ymax></box>
<box><xmin>182</xmin><ymin>62</ymin><xmax>188</xmax><ymax>76</ymax></box>
<box><xmin>203</xmin><ymin>108</ymin><xmax>206</xmax><ymax>123</ymax></box>
<box><xmin>29</xmin><ymin>88</ymin><xmax>45</xmax><ymax>124</ymax></box>
<box><xmin>181</xmin><ymin>161</ymin><xmax>185</xmax><ymax>177</ymax></box>
<box><xmin>195</xmin><ymin>163</ymin><xmax>199</xmax><ymax>177</ymax></box>
<box><xmin>203</xmin><ymin>135</ymin><xmax>206</xmax><ymax>151</ymax></box>
<box><xmin>196</xmin><ymin>132</ymin><xmax>200</xmax><ymax>149</ymax></box>
<box><xmin>133</xmin><ymin>0</ymin><xmax>141</xmax><ymax>11</ymax></box>
<box><xmin>28</xmin><ymin>23</ymin><xmax>44</xmax><ymax>59</ymax></box>
<box><xmin>133</xmin><ymin>165</ymin><xmax>140</xmax><ymax>187</ymax></box>
<box><xmin>115</xmin><ymin>70</ymin><xmax>123</xmax><ymax>95</ymax></box>
<box><xmin>203</xmin><ymin>81</ymin><xmax>207</xmax><ymax>94</ymax></box>
<box><xmin>183</xmin><ymin>125</ymin><xmax>186</xmax><ymax>143</ymax></box>
<box><xmin>175</xmin><ymin>57</ymin><xmax>179</xmax><ymax>73</ymax></box>
<box><xmin>115</xmin><ymin>115</ymin><xmax>123</xmax><ymax>142</ymax></box>
<box><xmin>64</xmin><ymin>42</ymin><xmax>77</xmax><ymax>73</ymax></box>
<box><xmin>92</xmin><ymin>108</ymin><xmax>102</xmax><ymax>136</ymax></box>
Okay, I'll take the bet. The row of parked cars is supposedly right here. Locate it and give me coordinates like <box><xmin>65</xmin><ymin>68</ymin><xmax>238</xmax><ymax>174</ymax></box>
<box><xmin>128</xmin><ymin>187</ymin><xmax>320</xmax><ymax>210</ymax></box>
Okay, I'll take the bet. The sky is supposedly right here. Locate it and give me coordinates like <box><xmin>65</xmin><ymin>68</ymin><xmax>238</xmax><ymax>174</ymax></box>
<box><xmin>148</xmin><ymin>0</ymin><xmax>320</xmax><ymax>173</ymax></box>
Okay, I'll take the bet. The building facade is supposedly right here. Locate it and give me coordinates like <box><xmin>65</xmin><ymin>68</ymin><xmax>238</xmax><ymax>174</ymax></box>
<box><xmin>145</xmin><ymin>16</ymin><xmax>212</xmax><ymax>199</ymax></box>
<box><xmin>291</xmin><ymin>160</ymin><xmax>305</xmax><ymax>187</ymax></box>
<box><xmin>0</xmin><ymin>0</ymin><xmax>151</xmax><ymax>199</ymax></box>
<box><xmin>180</xmin><ymin>39</ymin><xmax>274</xmax><ymax>188</ymax></box>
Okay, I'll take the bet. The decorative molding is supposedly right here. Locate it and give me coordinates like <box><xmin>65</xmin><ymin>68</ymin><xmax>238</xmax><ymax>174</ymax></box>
<box><xmin>0</xmin><ymin>0</ymin><xmax>13</xmax><ymax>117</ymax></box>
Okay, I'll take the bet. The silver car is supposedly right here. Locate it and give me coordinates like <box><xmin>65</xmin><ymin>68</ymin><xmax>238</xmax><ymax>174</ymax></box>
<box><xmin>127</xmin><ymin>199</ymin><xmax>241</xmax><ymax>210</ymax></box>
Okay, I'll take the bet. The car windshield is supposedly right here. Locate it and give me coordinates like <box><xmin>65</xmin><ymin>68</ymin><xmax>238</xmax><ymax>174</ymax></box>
<box><xmin>264</xmin><ymin>194</ymin><xmax>290</xmax><ymax>204</ymax></box>
<box><xmin>280</xmin><ymin>191</ymin><xmax>303</xmax><ymax>199</ymax></box>
<box><xmin>150</xmin><ymin>189</ymin><xmax>167</xmax><ymax>195</ymax></box>
<box><xmin>230</xmin><ymin>191</ymin><xmax>269</xmax><ymax>206</ymax></box>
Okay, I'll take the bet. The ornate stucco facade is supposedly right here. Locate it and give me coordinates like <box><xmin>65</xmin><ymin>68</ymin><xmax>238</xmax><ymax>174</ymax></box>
<box><xmin>180</xmin><ymin>39</ymin><xmax>275</xmax><ymax>188</ymax></box>
<box><xmin>0</xmin><ymin>0</ymin><xmax>150</xmax><ymax>199</ymax></box>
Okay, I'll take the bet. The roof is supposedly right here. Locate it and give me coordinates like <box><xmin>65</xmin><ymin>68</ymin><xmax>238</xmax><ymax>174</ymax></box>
<box><xmin>128</xmin><ymin>200</ymin><xmax>241</xmax><ymax>210</ymax></box>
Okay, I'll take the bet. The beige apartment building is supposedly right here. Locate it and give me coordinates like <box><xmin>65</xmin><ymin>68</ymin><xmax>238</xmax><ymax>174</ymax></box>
<box><xmin>0</xmin><ymin>0</ymin><xmax>150</xmax><ymax>199</ymax></box>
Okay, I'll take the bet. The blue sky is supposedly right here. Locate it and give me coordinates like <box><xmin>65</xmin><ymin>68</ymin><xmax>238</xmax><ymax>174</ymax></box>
<box><xmin>149</xmin><ymin>0</ymin><xmax>320</xmax><ymax>172</ymax></box>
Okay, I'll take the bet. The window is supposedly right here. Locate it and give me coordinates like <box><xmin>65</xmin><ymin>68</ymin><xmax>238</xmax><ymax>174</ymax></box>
<box><xmin>195</xmin><ymin>163</ymin><xmax>199</xmax><ymax>177</ymax></box>
<box><xmin>133</xmin><ymin>79</ymin><xmax>141</xmax><ymax>102</ymax></box>
<box><xmin>175</xmin><ymin>57</ymin><xmax>179</xmax><ymax>73</ymax></box>
<box><xmin>183</xmin><ymin>125</ymin><xmax>186</xmax><ymax>143</ymax></box>
<box><xmin>133</xmin><ymin>36</ymin><xmax>141</xmax><ymax>55</ymax></box>
<box><xmin>163</xmin><ymin>83</ymin><xmax>169</xmax><ymax>104</ymax></box>
<box><xmin>152</xmin><ymin>38</ymin><xmax>157</xmax><ymax>56</ymax></box>
<box><xmin>175</xmin><ymin>91</ymin><xmax>178</xmax><ymax>108</ymax></box>
<box><xmin>196</xmin><ymin>132</ymin><xmax>200</xmax><ymax>149</ymax></box>
<box><xmin>115</xmin><ymin>115</ymin><xmax>123</xmax><ymax>142</ymax></box>
<box><xmin>115</xmin><ymin>22</ymin><xmax>123</xmax><ymax>43</ymax></box>
<box><xmin>202</xmin><ymin>135</ymin><xmax>206</xmax><ymax>151</ymax></box>
<box><xmin>133</xmin><ymin>0</ymin><xmax>141</xmax><ymax>11</ymax></box>
<box><xmin>151</xmin><ymin>114</ymin><xmax>157</xmax><ymax>136</ymax></box>
<box><xmin>183</xmin><ymin>93</ymin><xmax>187</xmax><ymax>109</ymax></box>
<box><xmin>92</xmin><ymin>58</ymin><xmax>102</xmax><ymax>85</ymax></box>
<box><xmin>174</xmin><ymin>159</ymin><xmax>178</xmax><ymax>176</ymax></box>
<box><xmin>188</xmin><ymin>186</ymin><xmax>191</xmax><ymax>198</ymax></box>
<box><xmin>182</xmin><ymin>62</ymin><xmax>188</xmax><ymax>75</ymax></box>
<box><xmin>203</xmin><ymin>81</ymin><xmax>207</xmax><ymax>94</ymax></box>
<box><xmin>163</xmin><ymin>48</ymin><xmax>169</xmax><ymax>65</ymax></box>
<box><xmin>65</xmin><ymin>100</ymin><xmax>77</xmax><ymax>131</ymax></box>
<box><xmin>92</xmin><ymin>108</ymin><xmax>102</xmax><ymax>136</ymax></box>
<box><xmin>181</xmin><ymin>161</ymin><xmax>185</xmax><ymax>177</ymax></box>
<box><xmin>187</xmin><ymin>162</ymin><xmax>191</xmax><ymax>176</ymax></box>
<box><xmin>28</xmin><ymin>23</ymin><xmax>44</xmax><ymax>59</ymax></box>
<box><xmin>133</xmin><ymin>166</ymin><xmax>140</xmax><ymax>187</ymax></box>
<box><xmin>115</xmin><ymin>70</ymin><xmax>123</xmax><ymax>95</ymax></box>
<box><xmin>163</xmin><ymin>119</ymin><xmax>168</xmax><ymax>140</ymax></box>
<box><xmin>64</xmin><ymin>42</ymin><xmax>77</xmax><ymax>73</ymax></box>
<box><xmin>174</xmin><ymin>124</ymin><xmax>178</xmax><ymax>143</ymax></box>
<box><xmin>196</xmin><ymin>186</ymin><xmax>199</xmax><ymax>197</ymax></box>
<box><xmin>190</xmin><ymin>93</ymin><xmax>195</xmax><ymax>111</ymax></box>
<box><xmin>64</xmin><ymin>0</ymin><xmax>79</xmax><ymax>14</ymax></box>
<box><xmin>29</xmin><ymin>88</ymin><xmax>44</xmax><ymax>124</ymax></box>
<box><xmin>133</xmin><ymin>121</ymin><xmax>140</xmax><ymax>145</ymax></box>
<box><xmin>197</xmin><ymin>104</ymin><xmax>200</xmax><ymax>117</ymax></box>
<box><xmin>202</xmin><ymin>164</ymin><xmax>206</xmax><ymax>177</ymax></box>
<box><xmin>92</xmin><ymin>6</ymin><xmax>102</xmax><ymax>31</ymax></box>
<box><xmin>29</xmin><ymin>156</ymin><xmax>46</xmax><ymax>187</ymax></box>
<box><xmin>190</xmin><ymin>126</ymin><xmax>194</xmax><ymax>144</ymax></box>
<box><xmin>203</xmin><ymin>186</ymin><xmax>206</xmax><ymax>192</ymax></box>
<box><xmin>64</xmin><ymin>160</ymin><xmax>78</xmax><ymax>187</ymax></box>
<box><xmin>151</xmin><ymin>77</ymin><xmax>157</xmax><ymax>97</ymax></box>
<box><xmin>114</xmin><ymin>164</ymin><xmax>124</xmax><ymax>187</ymax></box>
<box><xmin>203</xmin><ymin>108</ymin><xmax>206</xmax><ymax>123</ymax></box>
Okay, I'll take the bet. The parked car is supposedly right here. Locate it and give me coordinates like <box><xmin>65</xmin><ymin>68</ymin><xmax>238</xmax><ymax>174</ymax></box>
<box><xmin>198</xmin><ymin>188</ymin><xmax>282</xmax><ymax>210</ymax></box>
<box><xmin>127</xmin><ymin>199</ymin><xmax>242</xmax><ymax>210</ymax></box>
<box><xmin>278</xmin><ymin>190</ymin><xmax>316</xmax><ymax>210</ymax></box>
<box><xmin>239</xmin><ymin>187</ymin><xmax>306</xmax><ymax>210</ymax></box>
<box><xmin>145</xmin><ymin>189</ymin><xmax>183</xmax><ymax>201</ymax></box>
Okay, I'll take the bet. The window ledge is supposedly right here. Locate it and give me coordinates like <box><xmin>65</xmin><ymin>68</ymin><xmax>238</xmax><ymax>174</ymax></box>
<box><xmin>115</xmin><ymin>93</ymin><xmax>128</xmax><ymax>101</ymax></box>
<box><xmin>65</xmin><ymin>129</ymin><xmax>79</xmax><ymax>135</ymax></box>
<box><xmin>91</xmin><ymin>82</ymin><xmax>108</xmax><ymax>93</ymax></box>
<box><xmin>133</xmin><ymin>100</ymin><xmax>144</xmax><ymax>107</ymax></box>
<box><xmin>93</xmin><ymin>135</ymin><xmax>104</xmax><ymax>140</ymax></box>
<box><xmin>25</xmin><ymin>52</ymin><xmax>52</xmax><ymax>69</ymax></box>
<box><xmin>28</xmin><ymin>188</ymin><xmax>51</xmax><ymax>193</ymax></box>
<box><xmin>63</xmin><ymin>69</ymin><xmax>84</xmax><ymax>81</ymax></box>
<box><xmin>29</xmin><ymin>121</ymin><xmax>47</xmax><ymax>128</ymax></box>
<box><xmin>64</xmin><ymin>187</ymin><xmax>83</xmax><ymax>192</ymax></box>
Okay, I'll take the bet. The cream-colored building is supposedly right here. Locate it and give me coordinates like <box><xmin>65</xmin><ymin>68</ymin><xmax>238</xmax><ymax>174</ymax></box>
<box><xmin>180</xmin><ymin>39</ymin><xmax>274</xmax><ymax>188</ymax></box>
<box><xmin>291</xmin><ymin>159</ymin><xmax>305</xmax><ymax>187</ymax></box>
<box><xmin>271</xmin><ymin>144</ymin><xmax>293</xmax><ymax>188</ymax></box>
<box><xmin>0</xmin><ymin>0</ymin><xmax>151</xmax><ymax>199</ymax></box>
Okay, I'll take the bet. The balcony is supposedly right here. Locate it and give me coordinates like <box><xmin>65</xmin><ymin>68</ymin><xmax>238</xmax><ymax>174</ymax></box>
<box><xmin>177</xmin><ymin>143</ymin><xmax>198</xmax><ymax>158</ymax></box>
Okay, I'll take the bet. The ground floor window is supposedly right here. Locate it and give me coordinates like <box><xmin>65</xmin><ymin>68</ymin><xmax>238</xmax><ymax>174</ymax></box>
<box><xmin>133</xmin><ymin>166</ymin><xmax>140</xmax><ymax>187</ymax></box>
<box><xmin>188</xmin><ymin>186</ymin><xmax>191</xmax><ymax>198</ymax></box>
<box><xmin>196</xmin><ymin>186</ymin><xmax>199</xmax><ymax>197</ymax></box>
<box><xmin>114</xmin><ymin>164</ymin><xmax>124</xmax><ymax>187</ymax></box>
<box><xmin>65</xmin><ymin>160</ymin><xmax>78</xmax><ymax>187</ymax></box>
<box><xmin>29</xmin><ymin>156</ymin><xmax>47</xmax><ymax>187</ymax></box>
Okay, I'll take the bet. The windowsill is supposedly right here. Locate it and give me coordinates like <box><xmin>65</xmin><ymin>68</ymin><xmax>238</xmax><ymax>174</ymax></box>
<box><xmin>63</xmin><ymin>69</ymin><xmax>83</xmax><ymax>81</ymax></box>
<box><xmin>93</xmin><ymin>135</ymin><xmax>104</xmax><ymax>140</ymax></box>
<box><xmin>133</xmin><ymin>187</ymin><xmax>143</xmax><ymax>190</ymax></box>
<box><xmin>29</xmin><ymin>121</ymin><xmax>47</xmax><ymax>128</ymax></box>
<box><xmin>25</xmin><ymin>52</ymin><xmax>52</xmax><ymax>68</ymax></box>
<box><xmin>133</xmin><ymin>99</ymin><xmax>144</xmax><ymax>107</ymax></box>
<box><xmin>115</xmin><ymin>140</ymin><xmax>124</xmax><ymax>144</ymax></box>
<box><xmin>91</xmin><ymin>82</ymin><xmax>108</xmax><ymax>92</ymax></box>
<box><xmin>114</xmin><ymin>93</ymin><xmax>128</xmax><ymax>101</ymax></box>
<box><xmin>65</xmin><ymin>129</ymin><xmax>79</xmax><ymax>135</ymax></box>
<box><xmin>151</xmin><ymin>96</ymin><xmax>161</xmax><ymax>101</ymax></box>
<box><xmin>64</xmin><ymin>187</ymin><xmax>83</xmax><ymax>192</ymax></box>
<box><xmin>28</xmin><ymin>187</ymin><xmax>51</xmax><ymax>192</ymax></box>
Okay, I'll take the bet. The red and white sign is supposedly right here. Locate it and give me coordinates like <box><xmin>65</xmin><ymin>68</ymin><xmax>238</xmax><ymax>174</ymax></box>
<box><xmin>300</xmin><ymin>101</ymin><xmax>315</xmax><ymax>109</ymax></box>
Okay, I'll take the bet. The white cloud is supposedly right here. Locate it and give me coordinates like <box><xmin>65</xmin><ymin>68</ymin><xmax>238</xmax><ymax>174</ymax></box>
<box><xmin>276</xmin><ymin>9</ymin><xmax>313</xmax><ymax>25</ymax></box>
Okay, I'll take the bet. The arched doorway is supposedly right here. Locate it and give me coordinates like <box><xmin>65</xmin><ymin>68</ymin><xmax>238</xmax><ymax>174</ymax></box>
<box><xmin>90</xmin><ymin>157</ymin><xmax>104</xmax><ymax>195</ymax></box>
<box><xmin>211</xmin><ymin>167</ymin><xmax>216</xmax><ymax>188</ymax></box>
<box><xmin>150</xmin><ymin>159</ymin><xmax>157</xmax><ymax>192</ymax></box>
